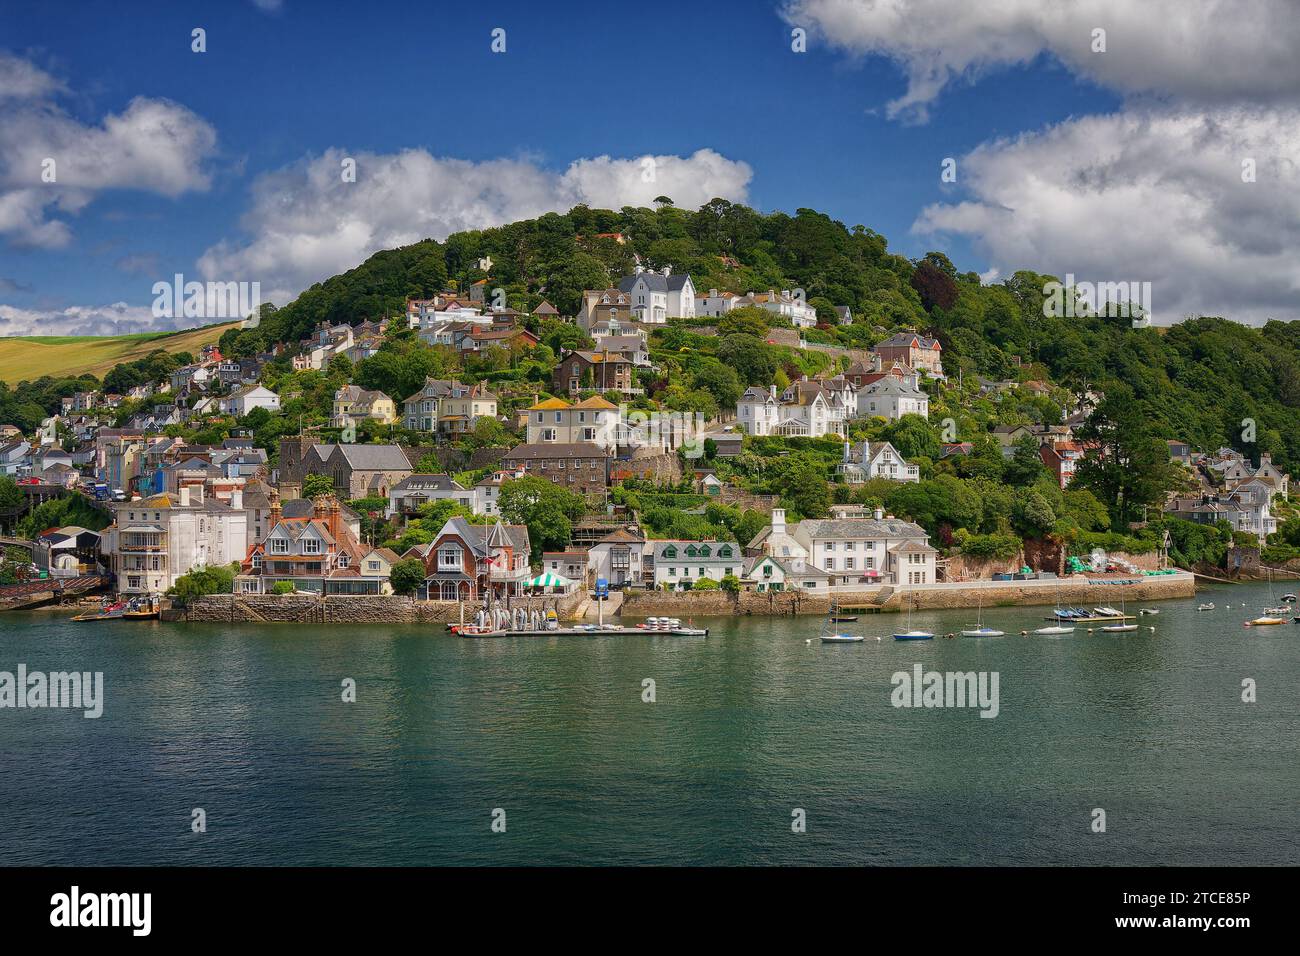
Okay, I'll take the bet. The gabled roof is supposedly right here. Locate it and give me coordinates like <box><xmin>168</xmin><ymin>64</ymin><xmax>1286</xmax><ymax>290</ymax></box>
<box><xmin>877</xmin><ymin>332</ymin><xmax>941</xmax><ymax>351</ymax></box>
<box><xmin>618</xmin><ymin>272</ymin><xmax>693</xmax><ymax>294</ymax></box>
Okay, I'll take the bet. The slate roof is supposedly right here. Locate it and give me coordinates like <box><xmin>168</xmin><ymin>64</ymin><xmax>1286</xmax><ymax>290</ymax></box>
<box><xmin>798</xmin><ymin>517</ymin><xmax>930</xmax><ymax>539</ymax></box>
<box><xmin>618</xmin><ymin>272</ymin><xmax>693</xmax><ymax>293</ymax></box>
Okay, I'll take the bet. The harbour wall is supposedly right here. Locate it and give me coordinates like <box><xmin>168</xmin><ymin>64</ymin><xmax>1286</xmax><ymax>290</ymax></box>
<box><xmin>170</xmin><ymin>590</ymin><xmax>587</xmax><ymax>624</ymax></box>
<box><xmin>620</xmin><ymin>572</ymin><xmax>1196</xmax><ymax>617</ymax></box>
<box><xmin>162</xmin><ymin>573</ymin><xmax>1195</xmax><ymax>623</ymax></box>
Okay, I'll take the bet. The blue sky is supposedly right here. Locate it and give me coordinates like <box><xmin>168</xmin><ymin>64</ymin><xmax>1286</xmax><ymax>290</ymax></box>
<box><xmin>2</xmin><ymin>0</ymin><xmax>1297</xmax><ymax>333</ymax></box>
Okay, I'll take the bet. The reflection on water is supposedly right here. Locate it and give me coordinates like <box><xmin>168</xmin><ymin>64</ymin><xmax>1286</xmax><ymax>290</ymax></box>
<box><xmin>0</xmin><ymin>583</ymin><xmax>1296</xmax><ymax>865</ymax></box>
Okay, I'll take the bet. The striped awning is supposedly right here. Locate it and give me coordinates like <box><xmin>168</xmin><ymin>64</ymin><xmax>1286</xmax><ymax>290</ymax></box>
<box><xmin>525</xmin><ymin>571</ymin><xmax>574</xmax><ymax>588</ymax></box>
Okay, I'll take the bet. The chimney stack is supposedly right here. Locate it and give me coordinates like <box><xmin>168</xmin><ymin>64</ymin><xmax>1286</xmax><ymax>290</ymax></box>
<box><xmin>771</xmin><ymin>508</ymin><xmax>786</xmax><ymax>535</ymax></box>
<box><xmin>230</xmin><ymin>488</ymin><xmax>243</xmax><ymax>511</ymax></box>
<box><xmin>269</xmin><ymin>489</ymin><xmax>281</xmax><ymax>524</ymax></box>
<box><xmin>873</xmin><ymin>506</ymin><xmax>884</xmax><ymax>521</ymax></box>
<box><xmin>179</xmin><ymin>486</ymin><xmax>190</xmax><ymax>507</ymax></box>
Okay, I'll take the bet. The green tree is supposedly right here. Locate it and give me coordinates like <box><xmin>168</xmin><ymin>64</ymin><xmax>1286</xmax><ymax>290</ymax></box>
<box><xmin>389</xmin><ymin>558</ymin><xmax>427</xmax><ymax>594</ymax></box>
<box><xmin>168</xmin><ymin>564</ymin><xmax>236</xmax><ymax>605</ymax></box>
<box><xmin>498</xmin><ymin>476</ymin><xmax>586</xmax><ymax>562</ymax></box>
<box><xmin>302</xmin><ymin>473</ymin><xmax>337</xmax><ymax>498</ymax></box>
<box><xmin>1004</xmin><ymin>433</ymin><xmax>1047</xmax><ymax>486</ymax></box>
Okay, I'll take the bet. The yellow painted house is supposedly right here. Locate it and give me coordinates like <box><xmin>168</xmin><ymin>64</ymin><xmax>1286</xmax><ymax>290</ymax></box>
<box><xmin>332</xmin><ymin>385</ymin><xmax>397</xmax><ymax>427</ymax></box>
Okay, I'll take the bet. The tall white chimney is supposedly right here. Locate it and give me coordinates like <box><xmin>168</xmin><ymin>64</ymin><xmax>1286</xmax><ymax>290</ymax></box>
<box><xmin>179</xmin><ymin>486</ymin><xmax>191</xmax><ymax>507</ymax></box>
<box><xmin>771</xmin><ymin>509</ymin><xmax>786</xmax><ymax>535</ymax></box>
<box><xmin>230</xmin><ymin>488</ymin><xmax>243</xmax><ymax>511</ymax></box>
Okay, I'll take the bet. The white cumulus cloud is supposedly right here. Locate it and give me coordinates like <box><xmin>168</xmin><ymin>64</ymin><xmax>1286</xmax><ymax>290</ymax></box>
<box><xmin>912</xmin><ymin>106</ymin><xmax>1300</xmax><ymax>325</ymax></box>
<box><xmin>0</xmin><ymin>53</ymin><xmax>217</xmax><ymax>248</ymax></box>
<box><xmin>782</xmin><ymin>0</ymin><xmax>1300</xmax><ymax>122</ymax></box>
<box><xmin>198</xmin><ymin>148</ymin><xmax>752</xmax><ymax>305</ymax></box>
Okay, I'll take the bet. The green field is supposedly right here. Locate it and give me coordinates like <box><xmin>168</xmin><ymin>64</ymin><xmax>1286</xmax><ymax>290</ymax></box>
<box><xmin>0</xmin><ymin>322</ymin><xmax>239</xmax><ymax>383</ymax></box>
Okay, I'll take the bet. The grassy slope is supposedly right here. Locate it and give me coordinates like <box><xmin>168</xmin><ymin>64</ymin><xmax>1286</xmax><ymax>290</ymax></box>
<box><xmin>0</xmin><ymin>322</ymin><xmax>239</xmax><ymax>383</ymax></box>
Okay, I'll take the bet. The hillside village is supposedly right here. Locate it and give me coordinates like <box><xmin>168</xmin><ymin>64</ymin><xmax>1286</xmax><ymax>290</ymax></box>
<box><xmin>2</xmin><ymin>202</ymin><xmax>1298</xmax><ymax>611</ymax></box>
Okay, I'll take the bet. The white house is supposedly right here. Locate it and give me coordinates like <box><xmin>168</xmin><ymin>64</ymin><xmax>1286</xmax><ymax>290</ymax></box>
<box><xmin>386</xmin><ymin>474</ymin><xmax>476</xmax><ymax>519</ymax></box>
<box><xmin>586</xmin><ymin>527</ymin><xmax>648</xmax><ymax>587</ymax></box>
<box><xmin>793</xmin><ymin>508</ymin><xmax>937</xmax><ymax>587</ymax></box>
<box><xmin>744</xmin><ymin>508</ymin><xmax>809</xmax><ymax>562</ymax></box>
<box><xmin>835</xmin><ymin>441</ymin><xmax>920</xmax><ymax>484</ymax></box>
<box><xmin>617</xmin><ymin>266</ymin><xmax>695</xmax><ymax>323</ymax></box>
<box><xmin>695</xmin><ymin>289</ymin><xmax>741</xmax><ymax>318</ymax></box>
<box><xmin>855</xmin><ymin>375</ymin><xmax>929</xmax><ymax>421</ymax></box>
<box><xmin>100</xmin><ymin>486</ymin><xmax>249</xmax><ymax>594</ymax></box>
<box><xmin>736</xmin><ymin>290</ymin><xmax>818</xmax><ymax>328</ymax></box>
<box><xmin>221</xmin><ymin>384</ymin><xmax>280</xmax><ymax>417</ymax></box>
<box><xmin>742</xmin><ymin>554</ymin><xmax>831</xmax><ymax>592</ymax></box>
<box><xmin>737</xmin><ymin>381</ymin><xmax>849</xmax><ymax>437</ymax></box>
<box><xmin>648</xmin><ymin>538</ymin><xmax>742</xmax><ymax>590</ymax></box>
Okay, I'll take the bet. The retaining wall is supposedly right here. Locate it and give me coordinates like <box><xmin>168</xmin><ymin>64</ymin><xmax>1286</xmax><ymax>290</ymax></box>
<box><xmin>172</xmin><ymin>588</ymin><xmax>588</xmax><ymax>625</ymax></box>
<box><xmin>618</xmin><ymin>572</ymin><xmax>1195</xmax><ymax>617</ymax></box>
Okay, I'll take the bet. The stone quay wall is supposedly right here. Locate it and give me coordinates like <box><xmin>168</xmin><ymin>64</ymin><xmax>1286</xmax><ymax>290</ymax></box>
<box><xmin>618</xmin><ymin>572</ymin><xmax>1195</xmax><ymax>617</ymax></box>
<box><xmin>171</xmin><ymin>589</ymin><xmax>588</xmax><ymax>625</ymax></box>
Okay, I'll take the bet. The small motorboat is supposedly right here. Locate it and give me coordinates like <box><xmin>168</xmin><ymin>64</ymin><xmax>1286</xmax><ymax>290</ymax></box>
<box><xmin>1034</xmin><ymin>624</ymin><xmax>1075</xmax><ymax>634</ymax></box>
<box><xmin>1197</xmin><ymin>603</ymin><xmax>1216</xmax><ymax>611</ymax></box>
<box><xmin>1282</xmin><ymin>594</ymin><xmax>1297</xmax><ymax>603</ymax></box>
<box><xmin>1139</xmin><ymin>608</ymin><xmax>1159</xmax><ymax>615</ymax></box>
<box><xmin>829</xmin><ymin>615</ymin><xmax>858</xmax><ymax>623</ymax></box>
<box><xmin>71</xmin><ymin>600</ymin><xmax>128</xmax><ymax>622</ymax></box>
<box><xmin>1246</xmin><ymin>616</ymin><xmax>1286</xmax><ymax>627</ymax></box>
<box><xmin>1264</xmin><ymin>606</ymin><xmax>1289</xmax><ymax>615</ymax></box>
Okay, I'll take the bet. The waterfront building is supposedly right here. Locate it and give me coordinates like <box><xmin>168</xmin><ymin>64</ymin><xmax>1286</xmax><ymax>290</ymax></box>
<box><xmin>101</xmin><ymin>486</ymin><xmax>249</xmax><ymax>594</ymax></box>
<box><xmin>236</xmin><ymin>493</ymin><xmax>390</xmax><ymax>595</ymax></box>
<box><xmin>410</xmin><ymin>517</ymin><xmax>531</xmax><ymax>601</ymax></box>
<box><xmin>586</xmin><ymin>527</ymin><xmax>647</xmax><ymax>587</ymax></box>
<box><xmin>741</xmin><ymin>554</ymin><xmax>832</xmax><ymax>592</ymax></box>
<box><xmin>647</xmin><ymin>539</ymin><xmax>741</xmax><ymax>590</ymax></box>
<box><xmin>792</xmin><ymin>508</ymin><xmax>938</xmax><ymax>587</ymax></box>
